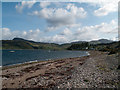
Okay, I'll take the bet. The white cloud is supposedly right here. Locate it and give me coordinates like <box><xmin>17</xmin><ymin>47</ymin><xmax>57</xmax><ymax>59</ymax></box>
<box><xmin>60</xmin><ymin>28</ymin><xmax>72</xmax><ymax>36</ymax></box>
<box><xmin>23</xmin><ymin>29</ymin><xmax>42</xmax><ymax>41</ymax></box>
<box><xmin>46</xmin><ymin>26</ymin><xmax>59</xmax><ymax>32</ymax></box>
<box><xmin>94</xmin><ymin>3</ymin><xmax>117</xmax><ymax>16</ymax></box>
<box><xmin>50</xmin><ymin>35</ymin><xmax>69</xmax><ymax>44</ymax></box>
<box><xmin>57</xmin><ymin>19</ymin><xmax>117</xmax><ymax>43</ymax></box>
<box><xmin>2</xmin><ymin>28</ymin><xmax>12</xmax><ymax>40</ymax></box>
<box><xmin>97</xmin><ymin>20</ymin><xmax>117</xmax><ymax>33</ymax></box>
<box><xmin>2</xmin><ymin>19</ymin><xmax>117</xmax><ymax>44</ymax></box>
<box><xmin>74</xmin><ymin>0</ymin><xmax>119</xmax><ymax>16</ymax></box>
<box><xmin>30</xmin><ymin>3</ymin><xmax>87</xmax><ymax>31</ymax></box>
<box><xmin>2</xmin><ymin>28</ymin><xmax>42</xmax><ymax>41</ymax></box>
<box><xmin>15</xmin><ymin>0</ymin><xmax>36</xmax><ymax>13</ymax></box>
<box><xmin>40</xmin><ymin>2</ymin><xmax>50</xmax><ymax>8</ymax></box>
<box><xmin>0</xmin><ymin>28</ymin><xmax>2</xmax><ymax>40</ymax></box>
<box><xmin>15</xmin><ymin>0</ymin><xmax>119</xmax><ymax>16</ymax></box>
<box><xmin>77</xmin><ymin>0</ymin><xmax>119</xmax><ymax>3</ymax></box>
<box><xmin>66</xmin><ymin>3</ymin><xmax>87</xmax><ymax>18</ymax></box>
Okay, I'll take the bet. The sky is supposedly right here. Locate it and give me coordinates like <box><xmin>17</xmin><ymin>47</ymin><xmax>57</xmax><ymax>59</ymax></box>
<box><xmin>1</xmin><ymin>0</ymin><xmax>119</xmax><ymax>44</ymax></box>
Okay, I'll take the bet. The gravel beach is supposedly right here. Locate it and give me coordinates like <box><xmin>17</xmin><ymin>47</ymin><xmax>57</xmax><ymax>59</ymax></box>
<box><xmin>2</xmin><ymin>51</ymin><xmax>119</xmax><ymax>89</ymax></box>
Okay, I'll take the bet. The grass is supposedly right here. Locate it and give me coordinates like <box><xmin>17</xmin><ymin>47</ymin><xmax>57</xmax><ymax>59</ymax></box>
<box><xmin>96</xmin><ymin>64</ymin><xmax>110</xmax><ymax>72</ymax></box>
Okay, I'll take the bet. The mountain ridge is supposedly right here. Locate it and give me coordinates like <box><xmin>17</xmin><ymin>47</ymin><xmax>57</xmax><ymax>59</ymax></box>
<box><xmin>1</xmin><ymin>37</ymin><xmax>116</xmax><ymax>50</ymax></box>
<box><xmin>12</xmin><ymin>37</ymin><xmax>114</xmax><ymax>44</ymax></box>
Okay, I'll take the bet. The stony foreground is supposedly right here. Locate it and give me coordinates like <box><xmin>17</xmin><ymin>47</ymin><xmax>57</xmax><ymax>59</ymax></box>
<box><xmin>2</xmin><ymin>51</ymin><xmax>119</xmax><ymax>88</ymax></box>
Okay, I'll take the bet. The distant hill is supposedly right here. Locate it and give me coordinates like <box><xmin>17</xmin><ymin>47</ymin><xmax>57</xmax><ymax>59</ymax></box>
<box><xmin>71</xmin><ymin>41</ymin><xmax>87</xmax><ymax>44</ymax></box>
<box><xmin>2</xmin><ymin>40</ymin><xmax>33</xmax><ymax>49</ymax></box>
<box><xmin>2</xmin><ymin>38</ymin><xmax>64</xmax><ymax>50</ymax></box>
<box><xmin>89</xmin><ymin>39</ymin><xmax>113</xmax><ymax>44</ymax></box>
<box><xmin>67</xmin><ymin>40</ymin><xmax>120</xmax><ymax>54</ymax></box>
<box><xmin>13</xmin><ymin>38</ymin><xmax>38</xmax><ymax>43</ymax></box>
<box><xmin>13</xmin><ymin>38</ymin><xmax>27</xmax><ymax>41</ymax></box>
<box><xmin>1</xmin><ymin>38</ymin><xmax>116</xmax><ymax>50</ymax></box>
<box><xmin>94</xmin><ymin>41</ymin><xmax>120</xmax><ymax>54</ymax></box>
<box><xmin>63</xmin><ymin>39</ymin><xmax>113</xmax><ymax>45</ymax></box>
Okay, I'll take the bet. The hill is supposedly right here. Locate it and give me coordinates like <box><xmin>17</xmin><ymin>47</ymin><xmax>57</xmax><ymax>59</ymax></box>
<box><xmin>67</xmin><ymin>41</ymin><xmax>120</xmax><ymax>54</ymax></box>
<box><xmin>89</xmin><ymin>39</ymin><xmax>113</xmax><ymax>44</ymax></box>
<box><xmin>2</xmin><ymin>38</ymin><xmax>64</xmax><ymax>50</ymax></box>
<box><xmin>1</xmin><ymin>38</ymin><xmax>117</xmax><ymax>51</ymax></box>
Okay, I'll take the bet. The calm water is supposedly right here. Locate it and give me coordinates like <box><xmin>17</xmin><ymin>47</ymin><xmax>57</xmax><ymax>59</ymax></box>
<box><xmin>2</xmin><ymin>50</ymin><xmax>88</xmax><ymax>66</ymax></box>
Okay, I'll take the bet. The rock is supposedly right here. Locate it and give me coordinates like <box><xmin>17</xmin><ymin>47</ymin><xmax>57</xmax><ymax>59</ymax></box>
<box><xmin>44</xmin><ymin>76</ymin><xmax>49</xmax><ymax>80</ymax></box>
<box><xmin>117</xmin><ymin>65</ymin><xmax>120</xmax><ymax>69</ymax></box>
<box><xmin>14</xmin><ymin>73</ymin><xmax>20</xmax><ymax>76</ymax></box>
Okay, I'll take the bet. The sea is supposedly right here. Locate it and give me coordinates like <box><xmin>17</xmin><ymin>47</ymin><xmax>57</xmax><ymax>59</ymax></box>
<box><xmin>2</xmin><ymin>50</ymin><xmax>89</xmax><ymax>66</ymax></box>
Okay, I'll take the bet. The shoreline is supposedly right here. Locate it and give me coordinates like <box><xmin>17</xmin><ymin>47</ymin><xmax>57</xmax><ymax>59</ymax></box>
<box><xmin>2</xmin><ymin>56</ymin><xmax>89</xmax><ymax>70</ymax></box>
<box><xmin>2</xmin><ymin>51</ymin><xmax>119</xmax><ymax>88</ymax></box>
<box><xmin>2</xmin><ymin>51</ymin><xmax>90</xmax><ymax>70</ymax></box>
<box><xmin>2</xmin><ymin>52</ymin><xmax>90</xmax><ymax>88</ymax></box>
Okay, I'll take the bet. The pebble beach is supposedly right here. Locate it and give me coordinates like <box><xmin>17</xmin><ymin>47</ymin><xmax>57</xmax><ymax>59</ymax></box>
<box><xmin>2</xmin><ymin>51</ymin><xmax>119</xmax><ymax>89</ymax></box>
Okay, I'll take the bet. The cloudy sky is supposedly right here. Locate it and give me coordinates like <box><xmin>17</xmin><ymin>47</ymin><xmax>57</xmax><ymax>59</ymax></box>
<box><xmin>2</xmin><ymin>0</ymin><xmax>119</xmax><ymax>44</ymax></box>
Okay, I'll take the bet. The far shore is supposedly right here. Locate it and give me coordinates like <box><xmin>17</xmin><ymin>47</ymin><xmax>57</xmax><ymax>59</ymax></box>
<box><xmin>2</xmin><ymin>51</ymin><xmax>119</xmax><ymax>88</ymax></box>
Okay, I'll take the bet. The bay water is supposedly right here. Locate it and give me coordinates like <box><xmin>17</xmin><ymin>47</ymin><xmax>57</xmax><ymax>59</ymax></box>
<box><xmin>2</xmin><ymin>50</ymin><xmax>88</xmax><ymax>66</ymax></box>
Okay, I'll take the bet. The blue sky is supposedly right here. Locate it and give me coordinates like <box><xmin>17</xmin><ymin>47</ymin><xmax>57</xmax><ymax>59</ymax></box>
<box><xmin>2</xmin><ymin>1</ymin><xmax>119</xmax><ymax>44</ymax></box>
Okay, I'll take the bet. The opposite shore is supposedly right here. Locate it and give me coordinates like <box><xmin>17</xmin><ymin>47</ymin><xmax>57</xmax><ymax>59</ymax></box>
<box><xmin>2</xmin><ymin>51</ymin><xmax>119</xmax><ymax>88</ymax></box>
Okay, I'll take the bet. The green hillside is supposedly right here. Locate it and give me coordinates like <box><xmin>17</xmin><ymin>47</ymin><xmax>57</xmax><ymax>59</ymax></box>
<box><xmin>1</xmin><ymin>38</ymin><xmax>119</xmax><ymax>53</ymax></box>
<box><xmin>2</xmin><ymin>40</ymin><xmax>34</xmax><ymax>49</ymax></box>
<box><xmin>2</xmin><ymin>38</ymin><xmax>66</xmax><ymax>50</ymax></box>
<box><xmin>67</xmin><ymin>41</ymin><xmax>120</xmax><ymax>54</ymax></box>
